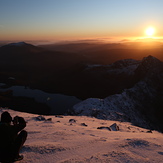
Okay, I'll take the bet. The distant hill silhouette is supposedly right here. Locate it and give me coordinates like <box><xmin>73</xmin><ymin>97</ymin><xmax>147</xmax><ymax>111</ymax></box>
<box><xmin>39</xmin><ymin>41</ymin><xmax>163</xmax><ymax>64</ymax></box>
<box><xmin>1</xmin><ymin>41</ymin><xmax>163</xmax><ymax>100</ymax></box>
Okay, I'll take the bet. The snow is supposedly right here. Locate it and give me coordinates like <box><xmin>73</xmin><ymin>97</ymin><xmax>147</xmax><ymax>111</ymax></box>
<box><xmin>85</xmin><ymin>59</ymin><xmax>140</xmax><ymax>75</ymax></box>
<box><xmin>0</xmin><ymin>108</ymin><xmax>162</xmax><ymax>163</ymax></box>
<box><xmin>7</xmin><ymin>42</ymin><xmax>27</xmax><ymax>47</ymax></box>
<box><xmin>72</xmin><ymin>75</ymin><xmax>163</xmax><ymax>131</ymax></box>
<box><xmin>72</xmin><ymin>88</ymin><xmax>150</xmax><ymax>129</ymax></box>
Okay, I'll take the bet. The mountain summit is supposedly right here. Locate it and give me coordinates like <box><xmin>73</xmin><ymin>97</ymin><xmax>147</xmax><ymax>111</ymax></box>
<box><xmin>0</xmin><ymin>41</ymin><xmax>43</xmax><ymax>54</ymax></box>
<box><xmin>5</xmin><ymin>41</ymin><xmax>29</xmax><ymax>47</ymax></box>
<box><xmin>135</xmin><ymin>55</ymin><xmax>163</xmax><ymax>79</ymax></box>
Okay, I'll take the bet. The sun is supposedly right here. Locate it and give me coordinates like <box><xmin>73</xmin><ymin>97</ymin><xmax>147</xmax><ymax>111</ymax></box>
<box><xmin>145</xmin><ymin>27</ymin><xmax>155</xmax><ymax>37</ymax></box>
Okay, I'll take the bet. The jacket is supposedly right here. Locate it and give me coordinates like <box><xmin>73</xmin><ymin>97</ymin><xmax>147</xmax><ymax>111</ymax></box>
<box><xmin>0</xmin><ymin>117</ymin><xmax>26</xmax><ymax>150</ymax></box>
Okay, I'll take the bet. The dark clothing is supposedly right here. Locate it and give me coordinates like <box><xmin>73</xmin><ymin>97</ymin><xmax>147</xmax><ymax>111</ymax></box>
<box><xmin>0</xmin><ymin>130</ymin><xmax>27</xmax><ymax>162</ymax></box>
<box><xmin>12</xmin><ymin>130</ymin><xmax>27</xmax><ymax>155</ymax></box>
<box><xmin>0</xmin><ymin>117</ymin><xmax>27</xmax><ymax>162</ymax></box>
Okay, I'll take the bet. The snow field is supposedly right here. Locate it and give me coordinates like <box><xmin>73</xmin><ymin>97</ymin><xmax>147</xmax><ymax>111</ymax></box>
<box><xmin>0</xmin><ymin>108</ymin><xmax>162</xmax><ymax>163</ymax></box>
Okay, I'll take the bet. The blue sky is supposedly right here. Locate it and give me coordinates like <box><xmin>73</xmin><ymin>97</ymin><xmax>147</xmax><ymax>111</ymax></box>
<box><xmin>0</xmin><ymin>0</ymin><xmax>163</xmax><ymax>41</ymax></box>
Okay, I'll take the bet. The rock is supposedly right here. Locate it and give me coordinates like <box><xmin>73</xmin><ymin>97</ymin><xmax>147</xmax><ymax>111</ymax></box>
<box><xmin>109</xmin><ymin>123</ymin><xmax>119</xmax><ymax>131</ymax></box>
<box><xmin>97</xmin><ymin>126</ymin><xmax>111</xmax><ymax>131</ymax></box>
<box><xmin>55</xmin><ymin>115</ymin><xmax>64</xmax><ymax>118</ymax></box>
<box><xmin>35</xmin><ymin>115</ymin><xmax>46</xmax><ymax>121</ymax></box>
<box><xmin>46</xmin><ymin>118</ymin><xmax>52</xmax><ymax>121</ymax></box>
<box><xmin>81</xmin><ymin>123</ymin><xmax>88</xmax><ymax>127</ymax></box>
<box><xmin>69</xmin><ymin>119</ymin><xmax>76</xmax><ymax>123</ymax></box>
<box><xmin>146</xmin><ymin>130</ymin><xmax>153</xmax><ymax>133</ymax></box>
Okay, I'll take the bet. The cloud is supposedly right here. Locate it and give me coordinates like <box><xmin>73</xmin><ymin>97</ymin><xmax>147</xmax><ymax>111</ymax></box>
<box><xmin>120</xmin><ymin>39</ymin><xmax>131</xmax><ymax>42</ymax></box>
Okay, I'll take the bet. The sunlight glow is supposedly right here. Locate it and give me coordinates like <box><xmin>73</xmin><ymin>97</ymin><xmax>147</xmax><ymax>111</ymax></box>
<box><xmin>145</xmin><ymin>27</ymin><xmax>155</xmax><ymax>36</ymax></box>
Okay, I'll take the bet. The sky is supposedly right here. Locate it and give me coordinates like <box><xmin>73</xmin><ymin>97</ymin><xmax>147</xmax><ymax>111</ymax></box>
<box><xmin>0</xmin><ymin>0</ymin><xmax>163</xmax><ymax>42</ymax></box>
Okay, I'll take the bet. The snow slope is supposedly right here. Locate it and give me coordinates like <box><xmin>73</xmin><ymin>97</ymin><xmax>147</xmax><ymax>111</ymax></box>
<box><xmin>0</xmin><ymin>108</ymin><xmax>162</xmax><ymax>163</ymax></box>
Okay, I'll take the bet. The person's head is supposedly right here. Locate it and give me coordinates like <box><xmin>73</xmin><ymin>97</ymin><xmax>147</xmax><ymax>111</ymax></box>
<box><xmin>1</xmin><ymin>111</ymin><xmax>12</xmax><ymax>123</ymax></box>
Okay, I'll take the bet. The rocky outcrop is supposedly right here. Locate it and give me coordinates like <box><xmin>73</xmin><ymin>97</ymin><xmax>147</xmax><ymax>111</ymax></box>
<box><xmin>71</xmin><ymin>56</ymin><xmax>163</xmax><ymax>132</ymax></box>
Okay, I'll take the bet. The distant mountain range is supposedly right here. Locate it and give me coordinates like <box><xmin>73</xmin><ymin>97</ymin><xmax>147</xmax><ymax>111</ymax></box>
<box><xmin>0</xmin><ymin>42</ymin><xmax>163</xmax><ymax>132</ymax></box>
<box><xmin>0</xmin><ymin>41</ymin><xmax>145</xmax><ymax>99</ymax></box>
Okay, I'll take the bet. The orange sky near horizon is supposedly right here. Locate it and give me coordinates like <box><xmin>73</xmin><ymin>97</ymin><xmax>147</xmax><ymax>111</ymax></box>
<box><xmin>1</xmin><ymin>0</ymin><xmax>163</xmax><ymax>43</ymax></box>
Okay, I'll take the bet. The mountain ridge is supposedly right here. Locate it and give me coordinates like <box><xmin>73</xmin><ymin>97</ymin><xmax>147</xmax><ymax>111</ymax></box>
<box><xmin>71</xmin><ymin>56</ymin><xmax>163</xmax><ymax>132</ymax></box>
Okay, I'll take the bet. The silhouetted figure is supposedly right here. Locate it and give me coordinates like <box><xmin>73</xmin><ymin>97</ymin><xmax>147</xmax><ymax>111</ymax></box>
<box><xmin>0</xmin><ymin>111</ymin><xmax>27</xmax><ymax>162</ymax></box>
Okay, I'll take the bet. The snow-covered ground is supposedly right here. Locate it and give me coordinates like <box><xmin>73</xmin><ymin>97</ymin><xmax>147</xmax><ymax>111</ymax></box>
<box><xmin>0</xmin><ymin>108</ymin><xmax>162</xmax><ymax>163</ymax></box>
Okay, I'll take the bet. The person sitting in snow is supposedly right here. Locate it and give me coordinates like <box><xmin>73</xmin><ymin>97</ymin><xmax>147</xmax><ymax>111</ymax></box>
<box><xmin>0</xmin><ymin>111</ymin><xmax>27</xmax><ymax>162</ymax></box>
